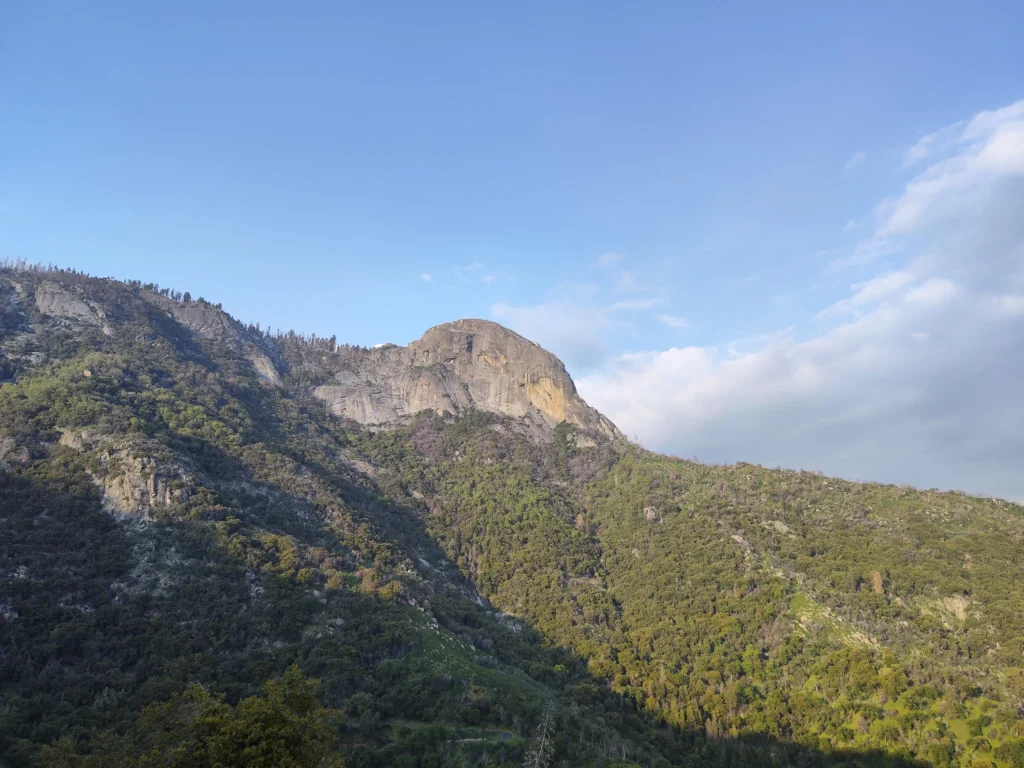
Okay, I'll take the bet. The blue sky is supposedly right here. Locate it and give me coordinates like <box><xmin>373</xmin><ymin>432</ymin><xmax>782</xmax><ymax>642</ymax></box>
<box><xmin>3</xmin><ymin>2</ymin><xmax>1024</xmax><ymax>498</ymax></box>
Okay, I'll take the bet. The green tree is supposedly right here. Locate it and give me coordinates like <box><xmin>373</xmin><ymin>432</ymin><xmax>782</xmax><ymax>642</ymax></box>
<box><xmin>39</xmin><ymin>667</ymin><xmax>344</xmax><ymax>768</ymax></box>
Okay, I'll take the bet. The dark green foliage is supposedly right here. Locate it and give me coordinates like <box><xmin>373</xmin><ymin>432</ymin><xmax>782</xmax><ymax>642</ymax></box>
<box><xmin>2</xmin><ymin>267</ymin><xmax>1022</xmax><ymax>767</ymax></box>
<box><xmin>36</xmin><ymin>666</ymin><xmax>344</xmax><ymax>768</ymax></box>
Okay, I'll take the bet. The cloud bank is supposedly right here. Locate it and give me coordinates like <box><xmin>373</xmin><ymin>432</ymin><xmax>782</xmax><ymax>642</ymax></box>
<box><xmin>577</xmin><ymin>100</ymin><xmax>1024</xmax><ymax>500</ymax></box>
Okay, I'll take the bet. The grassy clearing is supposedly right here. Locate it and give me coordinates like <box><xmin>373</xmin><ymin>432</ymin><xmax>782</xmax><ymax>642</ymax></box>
<box><xmin>403</xmin><ymin>605</ymin><xmax>545</xmax><ymax>706</ymax></box>
<box><xmin>789</xmin><ymin>592</ymin><xmax>875</xmax><ymax>647</ymax></box>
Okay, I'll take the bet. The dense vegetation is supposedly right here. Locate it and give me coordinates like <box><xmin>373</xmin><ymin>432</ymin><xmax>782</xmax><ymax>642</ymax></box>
<box><xmin>1</xmin><ymin>266</ymin><xmax>1023</xmax><ymax>767</ymax></box>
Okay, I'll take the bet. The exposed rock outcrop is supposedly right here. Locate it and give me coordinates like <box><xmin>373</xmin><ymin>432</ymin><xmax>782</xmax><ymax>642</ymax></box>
<box><xmin>34</xmin><ymin>281</ymin><xmax>113</xmax><ymax>335</ymax></box>
<box><xmin>99</xmin><ymin>453</ymin><xmax>193</xmax><ymax>516</ymax></box>
<box><xmin>0</xmin><ymin>436</ymin><xmax>29</xmax><ymax>468</ymax></box>
<box><xmin>145</xmin><ymin>295</ymin><xmax>283</xmax><ymax>386</ymax></box>
<box><xmin>247</xmin><ymin>350</ymin><xmax>282</xmax><ymax>385</ymax></box>
<box><xmin>59</xmin><ymin>430</ymin><xmax>195</xmax><ymax>517</ymax></box>
<box><xmin>161</xmin><ymin>301</ymin><xmax>237</xmax><ymax>341</ymax></box>
<box><xmin>312</xmin><ymin>319</ymin><xmax>620</xmax><ymax>438</ymax></box>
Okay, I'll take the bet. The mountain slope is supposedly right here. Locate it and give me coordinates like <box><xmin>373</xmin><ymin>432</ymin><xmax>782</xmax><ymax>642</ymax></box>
<box><xmin>2</xmin><ymin>265</ymin><xmax>1024</xmax><ymax>768</ymax></box>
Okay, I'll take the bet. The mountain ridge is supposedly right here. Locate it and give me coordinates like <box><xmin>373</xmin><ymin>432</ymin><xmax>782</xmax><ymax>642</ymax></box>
<box><xmin>6</xmin><ymin>268</ymin><xmax>618</xmax><ymax>441</ymax></box>
<box><xmin>3</xmin><ymin>263</ymin><xmax>1024</xmax><ymax>768</ymax></box>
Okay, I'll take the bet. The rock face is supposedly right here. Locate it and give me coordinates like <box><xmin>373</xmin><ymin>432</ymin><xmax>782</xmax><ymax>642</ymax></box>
<box><xmin>146</xmin><ymin>296</ymin><xmax>283</xmax><ymax>386</ymax></box>
<box><xmin>99</xmin><ymin>454</ymin><xmax>193</xmax><ymax>517</ymax></box>
<box><xmin>312</xmin><ymin>319</ymin><xmax>620</xmax><ymax>438</ymax></box>
<box><xmin>35</xmin><ymin>281</ymin><xmax>113</xmax><ymax>335</ymax></box>
<box><xmin>161</xmin><ymin>301</ymin><xmax>237</xmax><ymax>341</ymax></box>
<box><xmin>247</xmin><ymin>350</ymin><xmax>282</xmax><ymax>385</ymax></box>
<box><xmin>58</xmin><ymin>430</ymin><xmax>195</xmax><ymax>517</ymax></box>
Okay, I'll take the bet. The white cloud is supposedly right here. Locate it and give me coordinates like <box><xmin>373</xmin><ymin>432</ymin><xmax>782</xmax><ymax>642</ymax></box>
<box><xmin>842</xmin><ymin>219</ymin><xmax>858</xmax><ymax>233</ymax></box>
<box><xmin>898</xmin><ymin>103</ymin><xmax>1022</xmax><ymax>167</ymax></box>
<box><xmin>834</xmin><ymin>98</ymin><xmax>1024</xmax><ymax>276</ymax></box>
<box><xmin>658</xmin><ymin>314</ymin><xmax>689</xmax><ymax>329</ymax></box>
<box><xmin>904</xmin><ymin>123</ymin><xmax>962</xmax><ymax>166</ymax></box>
<box><xmin>963</xmin><ymin>100</ymin><xmax>1024</xmax><ymax>141</ymax></box>
<box><xmin>815</xmin><ymin>269</ymin><xmax>917</xmax><ymax>319</ymax></box>
<box><xmin>844</xmin><ymin>150</ymin><xmax>868</xmax><ymax>173</ymax></box>
<box><xmin>419</xmin><ymin>273</ymin><xmax>432</xmax><ymax>282</ymax></box>
<box><xmin>880</xmin><ymin>101</ymin><xmax>1024</xmax><ymax>240</ymax></box>
<box><xmin>581</xmin><ymin>282</ymin><xmax>1024</xmax><ymax>498</ymax></box>
<box><xmin>904</xmin><ymin>277</ymin><xmax>959</xmax><ymax>306</ymax></box>
<box><xmin>598</xmin><ymin>251</ymin><xmax>622</xmax><ymax>268</ymax></box>
<box><xmin>579</xmin><ymin>99</ymin><xmax>1024</xmax><ymax>500</ymax></box>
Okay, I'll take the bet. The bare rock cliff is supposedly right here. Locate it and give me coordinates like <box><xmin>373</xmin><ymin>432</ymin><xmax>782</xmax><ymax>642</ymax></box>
<box><xmin>312</xmin><ymin>319</ymin><xmax>620</xmax><ymax>438</ymax></box>
<box><xmin>58</xmin><ymin>430</ymin><xmax>196</xmax><ymax>518</ymax></box>
<box><xmin>34</xmin><ymin>281</ymin><xmax>113</xmax><ymax>336</ymax></box>
<box><xmin>145</xmin><ymin>296</ymin><xmax>283</xmax><ymax>385</ymax></box>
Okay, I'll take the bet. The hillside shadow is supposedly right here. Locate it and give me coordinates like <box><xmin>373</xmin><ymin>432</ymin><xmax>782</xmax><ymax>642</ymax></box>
<box><xmin>1</xmin><ymin>427</ymin><xmax>935</xmax><ymax>768</ymax></box>
<box><xmin>181</xmin><ymin>427</ymin><xmax>933</xmax><ymax>768</ymax></box>
<box><xmin>317</xmin><ymin>418</ymin><xmax>944</xmax><ymax>767</ymax></box>
<box><xmin>0</xmin><ymin>454</ymin><xmax>450</xmax><ymax>767</ymax></box>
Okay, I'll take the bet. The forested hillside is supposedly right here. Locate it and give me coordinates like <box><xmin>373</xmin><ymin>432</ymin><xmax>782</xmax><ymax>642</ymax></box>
<box><xmin>2</xmin><ymin>265</ymin><xmax>1023</xmax><ymax>768</ymax></box>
